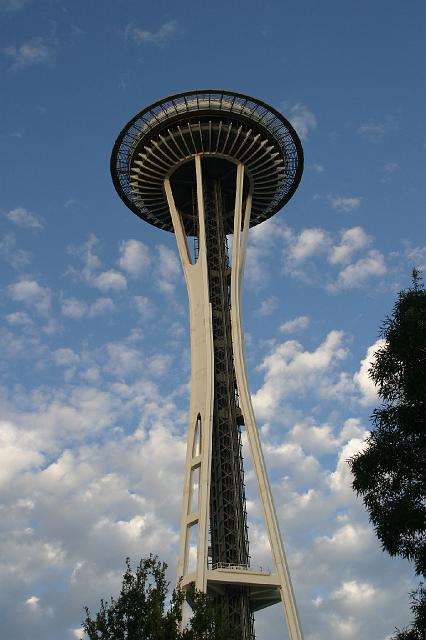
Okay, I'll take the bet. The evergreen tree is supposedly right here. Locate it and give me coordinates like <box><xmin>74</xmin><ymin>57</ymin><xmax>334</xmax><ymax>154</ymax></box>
<box><xmin>349</xmin><ymin>269</ymin><xmax>426</xmax><ymax>636</ymax></box>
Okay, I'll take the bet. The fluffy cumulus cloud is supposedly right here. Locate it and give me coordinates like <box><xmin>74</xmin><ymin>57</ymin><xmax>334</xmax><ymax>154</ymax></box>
<box><xmin>253</xmin><ymin>330</ymin><xmax>349</xmax><ymax>419</ymax></box>
<box><xmin>89</xmin><ymin>297</ymin><xmax>115</xmax><ymax>317</ymax></box>
<box><xmin>256</xmin><ymin>296</ymin><xmax>279</xmax><ymax>317</ymax></box>
<box><xmin>118</xmin><ymin>239</ymin><xmax>150</xmax><ymax>277</ymax></box>
<box><xmin>61</xmin><ymin>296</ymin><xmax>87</xmax><ymax>319</ymax></box>
<box><xmin>0</xmin><ymin>310</ymin><xmax>416</xmax><ymax>640</ymax></box>
<box><xmin>331</xmin><ymin>249</ymin><xmax>386</xmax><ymax>291</ymax></box>
<box><xmin>92</xmin><ymin>269</ymin><xmax>127</xmax><ymax>291</ymax></box>
<box><xmin>329</xmin><ymin>227</ymin><xmax>371</xmax><ymax>265</ymax></box>
<box><xmin>8</xmin><ymin>278</ymin><xmax>51</xmax><ymax>315</ymax></box>
<box><xmin>0</xmin><ymin>223</ymin><xmax>417</xmax><ymax>640</ymax></box>
<box><xmin>353</xmin><ymin>339</ymin><xmax>384</xmax><ymax>405</ymax></box>
<box><xmin>246</xmin><ymin>218</ymin><xmax>282</xmax><ymax>286</ymax></box>
<box><xmin>286</xmin><ymin>228</ymin><xmax>330</xmax><ymax>264</ymax></box>
<box><xmin>133</xmin><ymin>295</ymin><xmax>155</xmax><ymax>319</ymax></box>
<box><xmin>67</xmin><ymin>235</ymin><xmax>128</xmax><ymax>291</ymax></box>
<box><xmin>5</xmin><ymin>207</ymin><xmax>44</xmax><ymax>229</ymax></box>
<box><xmin>0</xmin><ymin>233</ymin><xmax>30</xmax><ymax>269</ymax></box>
<box><xmin>276</xmin><ymin>222</ymin><xmax>394</xmax><ymax>293</ymax></box>
<box><xmin>156</xmin><ymin>244</ymin><xmax>181</xmax><ymax>294</ymax></box>
<box><xmin>279</xmin><ymin>315</ymin><xmax>310</xmax><ymax>334</ymax></box>
<box><xmin>0</xmin><ymin>420</ymin><xmax>44</xmax><ymax>484</ymax></box>
<box><xmin>61</xmin><ymin>296</ymin><xmax>115</xmax><ymax>319</ymax></box>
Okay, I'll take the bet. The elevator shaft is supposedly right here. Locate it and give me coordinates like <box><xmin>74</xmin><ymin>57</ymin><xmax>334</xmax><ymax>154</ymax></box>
<box><xmin>204</xmin><ymin>178</ymin><xmax>254</xmax><ymax>640</ymax></box>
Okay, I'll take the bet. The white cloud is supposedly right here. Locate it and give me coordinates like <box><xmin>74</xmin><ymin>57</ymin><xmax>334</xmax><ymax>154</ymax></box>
<box><xmin>125</xmin><ymin>20</ymin><xmax>180</xmax><ymax>46</ymax></box>
<box><xmin>253</xmin><ymin>330</ymin><xmax>348</xmax><ymax>419</ymax></box>
<box><xmin>256</xmin><ymin>296</ymin><xmax>279</xmax><ymax>317</ymax></box>
<box><xmin>381</xmin><ymin>162</ymin><xmax>399</xmax><ymax>178</ymax></box>
<box><xmin>4</xmin><ymin>37</ymin><xmax>52</xmax><ymax>70</ymax></box>
<box><xmin>104</xmin><ymin>343</ymin><xmax>142</xmax><ymax>378</ymax></box>
<box><xmin>53</xmin><ymin>348</ymin><xmax>80</xmax><ymax>367</ymax></box>
<box><xmin>279</xmin><ymin>315</ymin><xmax>309</xmax><ymax>334</ymax></box>
<box><xmin>0</xmin><ymin>234</ymin><xmax>30</xmax><ymax>269</ymax></box>
<box><xmin>328</xmin><ymin>438</ymin><xmax>369</xmax><ymax>500</ymax></box>
<box><xmin>25</xmin><ymin>595</ymin><xmax>40</xmax><ymax>610</ymax></box>
<box><xmin>332</xmin><ymin>250</ymin><xmax>386</xmax><ymax>290</ymax></box>
<box><xmin>246</xmin><ymin>218</ymin><xmax>283</xmax><ymax>286</ymax></box>
<box><xmin>0</xmin><ymin>421</ymin><xmax>43</xmax><ymax>485</ymax></box>
<box><xmin>61</xmin><ymin>297</ymin><xmax>87</xmax><ymax>319</ymax></box>
<box><xmin>288</xmin><ymin>103</ymin><xmax>317</xmax><ymax>140</ymax></box>
<box><xmin>0</xmin><ymin>0</ymin><xmax>31</xmax><ymax>11</ymax></box>
<box><xmin>405</xmin><ymin>244</ymin><xmax>426</xmax><ymax>271</ymax></box>
<box><xmin>6</xmin><ymin>311</ymin><xmax>33</xmax><ymax>326</ymax></box>
<box><xmin>316</xmin><ymin>521</ymin><xmax>373</xmax><ymax>557</ymax></box>
<box><xmin>8</xmin><ymin>279</ymin><xmax>51</xmax><ymax>315</ymax></box>
<box><xmin>67</xmin><ymin>236</ymin><xmax>127</xmax><ymax>291</ymax></box>
<box><xmin>134</xmin><ymin>295</ymin><xmax>155</xmax><ymax>319</ymax></box>
<box><xmin>118</xmin><ymin>239</ymin><xmax>150</xmax><ymax>276</ymax></box>
<box><xmin>156</xmin><ymin>245</ymin><xmax>180</xmax><ymax>294</ymax></box>
<box><xmin>5</xmin><ymin>207</ymin><xmax>43</xmax><ymax>229</ymax></box>
<box><xmin>332</xmin><ymin>580</ymin><xmax>376</xmax><ymax>606</ymax></box>
<box><xmin>61</xmin><ymin>296</ymin><xmax>115</xmax><ymax>319</ymax></box>
<box><xmin>287</xmin><ymin>228</ymin><xmax>330</xmax><ymax>263</ymax></box>
<box><xmin>310</xmin><ymin>163</ymin><xmax>325</xmax><ymax>173</ymax></box>
<box><xmin>67</xmin><ymin>233</ymin><xmax>102</xmax><ymax>279</ymax></box>
<box><xmin>329</xmin><ymin>227</ymin><xmax>371</xmax><ymax>265</ymax></box>
<box><xmin>147</xmin><ymin>353</ymin><xmax>173</xmax><ymax>377</ymax></box>
<box><xmin>64</xmin><ymin>198</ymin><xmax>79</xmax><ymax>209</ymax></box>
<box><xmin>264</xmin><ymin>441</ymin><xmax>321</xmax><ymax>484</ymax></box>
<box><xmin>88</xmin><ymin>297</ymin><xmax>115</xmax><ymax>317</ymax></box>
<box><xmin>329</xmin><ymin>196</ymin><xmax>362</xmax><ymax>213</ymax></box>
<box><xmin>289</xmin><ymin>420</ymin><xmax>339</xmax><ymax>453</ymax></box>
<box><xmin>339</xmin><ymin>418</ymin><xmax>366</xmax><ymax>443</ymax></box>
<box><xmin>92</xmin><ymin>270</ymin><xmax>127</xmax><ymax>291</ymax></box>
<box><xmin>353</xmin><ymin>339</ymin><xmax>384</xmax><ymax>405</ymax></box>
<box><xmin>358</xmin><ymin>116</ymin><xmax>397</xmax><ymax>142</ymax></box>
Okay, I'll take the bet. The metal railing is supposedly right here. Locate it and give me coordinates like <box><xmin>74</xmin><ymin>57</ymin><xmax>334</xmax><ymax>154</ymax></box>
<box><xmin>210</xmin><ymin>561</ymin><xmax>271</xmax><ymax>574</ymax></box>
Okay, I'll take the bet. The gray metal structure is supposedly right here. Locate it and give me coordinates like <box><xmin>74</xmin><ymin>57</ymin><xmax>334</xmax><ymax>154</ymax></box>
<box><xmin>111</xmin><ymin>90</ymin><xmax>304</xmax><ymax>640</ymax></box>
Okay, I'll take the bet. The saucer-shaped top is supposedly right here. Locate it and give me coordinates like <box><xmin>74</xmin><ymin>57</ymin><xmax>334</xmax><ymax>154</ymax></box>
<box><xmin>111</xmin><ymin>90</ymin><xmax>303</xmax><ymax>234</ymax></box>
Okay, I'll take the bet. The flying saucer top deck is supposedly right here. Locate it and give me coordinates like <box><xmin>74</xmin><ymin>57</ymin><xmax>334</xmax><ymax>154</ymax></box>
<box><xmin>111</xmin><ymin>90</ymin><xmax>303</xmax><ymax>235</ymax></box>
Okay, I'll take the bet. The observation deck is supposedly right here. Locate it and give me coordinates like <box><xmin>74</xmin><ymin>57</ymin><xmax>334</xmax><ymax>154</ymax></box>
<box><xmin>111</xmin><ymin>89</ymin><xmax>303</xmax><ymax>235</ymax></box>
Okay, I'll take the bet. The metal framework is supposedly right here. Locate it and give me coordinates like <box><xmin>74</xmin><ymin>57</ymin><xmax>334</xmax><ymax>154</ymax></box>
<box><xmin>111</xmin><ymin>90</ymin><xmax>304</xmax><ymax>640</ymax></box>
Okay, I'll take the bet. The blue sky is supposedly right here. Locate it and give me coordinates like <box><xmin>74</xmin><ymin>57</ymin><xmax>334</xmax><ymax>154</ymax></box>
<box><xmin>0</xmin><ymin>1</ymin><xmax>425</xmax><ymax>638</ymax></box>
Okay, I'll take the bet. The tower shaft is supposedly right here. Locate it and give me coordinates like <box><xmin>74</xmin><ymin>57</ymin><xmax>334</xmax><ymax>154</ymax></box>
<box><xmin>111</xmin><ymin>90</ymin><xmax>305</xmax><ymax>640</ymax></box>
<box><xmin>205</xmin><ymin>179</ymin><xmax>254</xmax><ymax>638</ymax></box>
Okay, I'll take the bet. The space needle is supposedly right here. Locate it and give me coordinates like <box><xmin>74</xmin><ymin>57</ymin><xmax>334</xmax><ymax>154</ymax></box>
<box><xmin>111</xmin><ymin>90</ymin><xmax>304</xmax><ymax>640</ymax></box>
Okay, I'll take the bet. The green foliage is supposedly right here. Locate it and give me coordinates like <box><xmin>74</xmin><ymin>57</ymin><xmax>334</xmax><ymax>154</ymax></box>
<box><xmin>349</xmin><ymin>271</ymin><xmax>426</xmax><ymax>637</ymax></box>
<box><xmin>349</xmin><ymin>271</ymin><xmax>426</xmax><ymax>577</ymax></box>
<box><xmin>82</xmin><ymin>556</ymin><xmax>237</xmax><ymax>640</ymax></box>
<box><xmin>183</xmin><ymin>585</ymin><xmax>238</xmax><ymax>640</ymax></box>
<box><xmin>391</xmin><ymin>584</ymin><xmax>426</xmax><ymax>639</ymax></box>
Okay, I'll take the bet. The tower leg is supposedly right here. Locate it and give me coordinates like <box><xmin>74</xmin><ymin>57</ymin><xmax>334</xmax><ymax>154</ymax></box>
<box><xmin>165</xmin><ymin>157</ymin><xmax>214</xmax><ymax>596</ymax></box>
<box><xmin>231</xmin><ymin>164</ymin><xmax>304</xmax><ymax>640</ymax></box>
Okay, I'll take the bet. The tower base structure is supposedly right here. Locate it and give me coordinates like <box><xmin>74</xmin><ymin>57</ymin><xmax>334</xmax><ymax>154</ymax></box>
<box><xmin>165</xmin><ymin>157</ymin><xmax>303</xmax><ymax>640</ymax></box>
